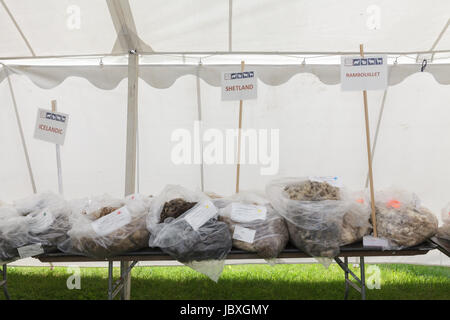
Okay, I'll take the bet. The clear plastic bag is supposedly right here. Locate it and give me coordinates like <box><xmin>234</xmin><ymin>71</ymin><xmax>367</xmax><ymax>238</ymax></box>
<box><xmin>374</xmin><ymin>190</ymin><xmax>438</xmax><ymax>248</ymax></box>
<box><xmin>147</xmin><ymin>185</ymin><xmax>232</xmax><ymax>282</ymax></box>
<box><xmin>266</xmin><ymin>178</ymin><xmax>371</xmax><ymax>259</ymax></box>
<box><xmin>58</xmin><ymin>194</ymin><xmax>151</xmax><ymax>258</ymax></box>
<box><xmin>437</xmin><ymin>203</ymin><xmax>450</xmax><ymax>240</ymax></box>
<box><xmin>0</xmin><ymin>192</ymin><xmax>72</xmax><ymax>262</ymax></box>
<box><xmin>216</xmin><ymin>191</ymin><xmax>289</xmax><ymax>260</ymax></box>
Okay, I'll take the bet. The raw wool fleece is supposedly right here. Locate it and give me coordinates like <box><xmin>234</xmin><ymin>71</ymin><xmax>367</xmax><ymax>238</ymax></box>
<box><xmin>147</xmin><ymin>185</ymin><xmax>232</xmax><ymax>281</ymax></box>
<box><xmin>437</xmin><ymin>203</ymin><xmax>450</xmax><ymax>240</ymax></box>
<box><xmin>0</xmin><ymin>193</ymin><xmax>72</xmax><ymax>262</ymax></box>
<box><xmin>215</xmin><ymin>191</ymin><xmax>289</xmax><ymax>259</ymax></box>
<box><xmin>58</xmin><ymin>194</ymin><xmax>151</xmax><ymax>258</ymax></box>
<box><xmin>160</xmin><ymin>198</ymin><xmax>197</xmax><ymax>223</ymax></box>
<box><xmin>374</xmin><ymin>191</ymin><xmax>438</xmax><ymax>248</ymax></box>
<box><xmin>266</xmin><ymin>178</ymin><xmax>371</xmax><ymax>258</ymax></box>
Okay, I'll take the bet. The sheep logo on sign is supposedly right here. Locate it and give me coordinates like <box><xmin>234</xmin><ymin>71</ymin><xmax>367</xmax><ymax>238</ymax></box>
<box><xmin>351</xmin><ymin>57</ymin><xmax>383</xmax><ymax>66</ymax></box>
<box><xmin>224</xmin><ymin>72</ymin><xmax>255</xmax><ymax>81</ymax></box>
<box><xmin>40</xmin><ymin>110</ymin><xmax>67</xmax><ymax>123</ymax></box>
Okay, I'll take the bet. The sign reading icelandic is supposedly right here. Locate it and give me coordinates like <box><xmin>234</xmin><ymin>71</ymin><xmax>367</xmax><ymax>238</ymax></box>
<box><xmin>221</xmin><ymin>70</ymin><xmax>257</xmax><ymax>101</ymax></box>
<box><xmin>34</xmin><ymin>108</ymin><xmax>69</xmax><ymax>145</ymax></box>
<box><xmin>340</xmin><ymin>55</ymin><xmax>388</xmax><ymax>91</ymax></box>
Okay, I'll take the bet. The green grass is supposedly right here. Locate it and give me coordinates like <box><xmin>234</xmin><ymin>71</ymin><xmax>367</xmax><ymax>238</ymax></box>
<box><xmin>1</xmin><ymin>264</ymin><xmax>449</xmax><ymax>300</ymax></box>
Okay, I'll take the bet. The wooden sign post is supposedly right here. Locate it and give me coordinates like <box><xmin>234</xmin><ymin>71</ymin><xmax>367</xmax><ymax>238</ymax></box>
<box><xmin>221</xmin><ymin>61</ymin><xmax>256</xmax><ymax>194</ymax></box>
<box><xmin>51</xmin><ymin>100</ymin><xmax>64</xmax><ymax>195</ymax></box>
<box><xmin>235</xmin><ymin>60</ymin><xmax>245</xmax><ymax>194</ymax></box>
<box><xmin>359</xmin><ymin>44</ymin><xmax>378</xmax><ymax>237</ymax></box>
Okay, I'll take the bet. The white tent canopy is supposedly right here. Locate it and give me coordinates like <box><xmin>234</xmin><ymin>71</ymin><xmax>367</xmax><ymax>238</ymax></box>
<box><xmin>1</xmin><ymin>0</ymin><xmax>450</xmax><ymax>58</ymax></box>
<box><xmin>0</xmin><ymin>1</ymin><xmax>449</xmax><ymax>266</ymax></box>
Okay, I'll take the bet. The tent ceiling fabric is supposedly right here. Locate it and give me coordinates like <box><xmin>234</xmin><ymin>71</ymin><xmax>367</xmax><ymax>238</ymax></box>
<box><xmin>0</xmin><ymin>0</ymin><xmax>450</xmax><ymax>58</ymax></box>
<box><xmin>4</xmin><ymin>63</ymin><xmax>450</xmax><ymax>90</ymax></box>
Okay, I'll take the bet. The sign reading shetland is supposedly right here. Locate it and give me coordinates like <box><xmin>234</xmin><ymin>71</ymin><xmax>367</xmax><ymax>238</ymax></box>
<box><xmin>34</xmin><ymin>108</ymin><xmax>69</xmax><ymax>145</ymax></box>
<box><xmin>221</xmin><ymin>70</ymin><xmax>257</xmax><ymax>101</ymax></box>
<box><xmin>340</xmin><ymin>55</ymin><xmax>388</xmax><ymax>91</ymax></box>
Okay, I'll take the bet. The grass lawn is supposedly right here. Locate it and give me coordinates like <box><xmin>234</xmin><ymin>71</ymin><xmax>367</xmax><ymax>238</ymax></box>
<box><xmin>1</xmin><ymin>264</ymin><xmax>449</xmax><ymax>300</ymax></box>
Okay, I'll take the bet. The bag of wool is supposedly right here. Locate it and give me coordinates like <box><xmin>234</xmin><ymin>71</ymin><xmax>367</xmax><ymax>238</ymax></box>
<box><xmin>214</xmin><ymin>191</ymin><xmax>289</xmax><ymax>260</ymax></box>
<box><xmin>147</xmin><ymin>185</ymin><xmax>232</xmax><ymax>282</ymax></box>
<box><xmin>374</xmin><ymin>190</ymin><xmax>438</xmax><ymax>248</ymax></box>
<box><xmin>0</xmin><ymin>192</ymin><xmax>72</xmax><ymax>262</ymax></box>
<box><xmin>266</xmin><ymin>177</ymin><xmax>371</xmax><ymax>259</ymax></box>
<box><xmin>437</xmin><ymin>203</ymin><xmax>450</xmax><ymax>240</ymax></box>
<box><xmin>58</xmin><ymin>193</ymin><xmax>151</xmax><ymax>258</ymax></box>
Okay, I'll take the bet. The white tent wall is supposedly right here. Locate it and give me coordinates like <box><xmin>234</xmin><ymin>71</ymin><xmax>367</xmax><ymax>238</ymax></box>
<box><xmin>373</xmin><ymin>72</ymin><xmax>450</xmax><ymax>214</ymax></box>
<box><xmin>138</xmin><ymin>75</ymin><xmax>202</xmax><ymax>194</ymax></box>
<box><xmin>0</xmin><ymin>72</ymin><xmax>128</xmax><ymax>200</ymax></box>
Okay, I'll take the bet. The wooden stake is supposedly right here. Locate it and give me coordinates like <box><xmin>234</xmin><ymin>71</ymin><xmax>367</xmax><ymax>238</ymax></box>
<box><xmin>359</xmin><ymin>44</ymin><xmax>378</xmax><ymax>237</ymax></box>
<box><xmin>235</xmin><ymin>60</ymin><xmax>245</xmax><ymax>194</ymax></box>
<box><xmin>51</xmin><ymin>100</ymin><xmax>63</xmax><ymax>196</ymax></box>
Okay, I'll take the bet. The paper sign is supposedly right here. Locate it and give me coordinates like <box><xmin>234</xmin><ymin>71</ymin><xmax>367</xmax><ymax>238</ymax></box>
<box><xmin>34</xmin><ymin>108</ymin><xmax>69</xmax><ymax>145</ymax></box>
<box><xmin>233</xmin><ymin>226</ymin><xmax>256</xmax><ymax>244</ymax></box>
<box><xmin>221</xmin><ymin>70</ymin><xmax>257</xmax><ymax>101</ymax></box>
<box><xmin>230</xmin><ymin>203</ymin><xmax>267</xmax><ymax>223</ymax></box>
<box><xmin>17</xmin><ymin>243</ymin><xmax>44</xmax><ymax>258</ymax></box>
<box><xmin>184</xmin><ymin>200</ymin><xmax>218</xmax><ymax>231</ymax></box>
<box><xmin>309</xmin><ymin>176</ymin><xmax>342</xmax><ymax>188</ymax></box>
<box><xmin>91</xmin><ymin>206</ymin><xmax>131</xmax><ymax>236</ymax></box>
<box><xmin>340</xmin><ymin>55</ymin><xmax>388</xmax><ymax>91</ymax></box>
<box><xmin>363</xmin><ymin>235</ymin><xmax>389</xmax><ymax>249</ymax></box>
<box><xmin>27</xmin><ymin>209</ymin><xmax>54</xmax><ymax>234</ymax></box>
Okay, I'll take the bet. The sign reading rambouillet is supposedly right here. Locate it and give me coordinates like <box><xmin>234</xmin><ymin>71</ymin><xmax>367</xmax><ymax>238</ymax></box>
<box><xmin>34</xmin><ymin>108</ymin><xmax>69</xmax><ymax>145</ymax></box>
<box><xmin>340</xmin><ymin>55</ymin><xmax>388</xmax><ymax>91</ymax></box>
<box><xmin>221</xmin><ymin>70</ymin><xmax>257</xmax><ymax>101</ymax></box>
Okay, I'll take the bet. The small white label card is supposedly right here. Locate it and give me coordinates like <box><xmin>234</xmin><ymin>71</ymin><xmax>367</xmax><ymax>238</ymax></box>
<box><xmin>27</xmin><ymin>209</ymin><xmax>55</xmax><ymax>234</ymax></box>
<box><xmin>33</xmin><ymin>108</ymin><xmax>69</xmax><ymax>145</ymax></box>
<box><xmin>184</xmin><ymin>200</ymin><xmax>218</xmax><ymax>231</ymax></box>
<box><xmin>309</xmin><ymin>176</ymin><xmax>342</xmax><ymax>188</ymax></box>
<box><xmin>17</xmin><ymin>243</ymin><xmax>44</xmax><ymax>258</ymax></box>
<box><xmin>221</xmin><ymin>70</ymin><xmax>257</xmax><ymax>101</ymax></box>
<box><xmin>233</xmin><ymin>225</ymin><xmax>256</xmax><ymax>244</ymax></box>
<box><xmin>363</xmin><ymin>235</ymin><xmax>390</xmax><ymax>249</ymax></box>
<box><xmin>340</xmin><ymin>55</ymin><xmax>388</xmax><ymax>91</ymax></box>
<box><xmin>230</xmin><ymin>203</ymin><xmax>267</xmax><ymax>223</ymax></box>
<box><xmin>91</xmin><ymin>206</ymin><xmax>132</xmax><ymax>237</ymax></box>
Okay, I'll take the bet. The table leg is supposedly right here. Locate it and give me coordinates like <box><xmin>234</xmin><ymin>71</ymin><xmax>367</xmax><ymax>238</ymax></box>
<box><xmin>360</xmin><ymin>257</ymin><xmax>366</xmax><ymax>300</ymax></box>
<box><xmin>108</xmin><ymin>261</ymin><xmax>113</xmax><ymax>300</ymax></box>
<box><xmin>344</xmin><ymin>257</ymin><xmax>349</xmax><ymax>300</ymax></box>
<box><xmin>2</xmin><ymin>264</ymin><xmax>10</xmax><ymax>300</ymax></box>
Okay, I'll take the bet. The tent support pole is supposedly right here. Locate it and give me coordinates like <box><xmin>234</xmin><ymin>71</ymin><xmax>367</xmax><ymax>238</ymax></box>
<box><xmin>416</xmin><ymin>18</ymin><xmax>450</xmax><ymax>63</ymax></box>
<box><xmin>4</xmin><ymin>67</ymin><xmax>37</xmax><ymax>194</ymax></box>
<box><xmin>196</xmin><ymin>62</ymin><xmax>205</xmax><ymax>192</ymax></box>
<box><xmin>0</xmin><ymin>0</ymin><xmax>36</xmax><ymax>57</ymax></box>
<box><xmin>123</xmin><ymin>51</ymin><xmax>139</xmax><ymax>300</ymax></box>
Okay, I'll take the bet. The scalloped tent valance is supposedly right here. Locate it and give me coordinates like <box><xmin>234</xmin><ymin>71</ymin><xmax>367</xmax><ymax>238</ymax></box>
<box><xmin>3</xmin><ymin>63</ymin><xmax>450</xmax><ymax>90</ymax></box>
